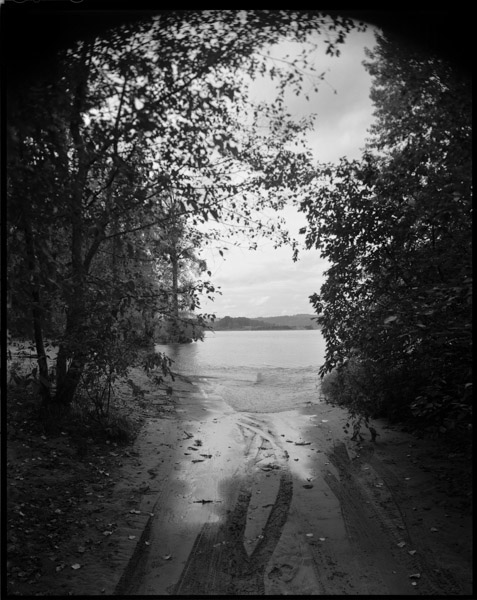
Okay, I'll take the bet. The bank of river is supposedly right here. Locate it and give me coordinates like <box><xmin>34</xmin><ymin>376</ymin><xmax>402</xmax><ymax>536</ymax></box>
<box><xmin>7</xmin><ymin>343</ymin><xmax>472</xmax><ymax>595</ymax></box>
<box><xmin>113</xmin><ymin>373</ymin><xmax>472</xmax><ymax>595</ymax></box>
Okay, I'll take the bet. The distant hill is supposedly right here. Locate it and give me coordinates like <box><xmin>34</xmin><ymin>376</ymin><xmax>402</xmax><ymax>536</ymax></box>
<box><xmin>213</xmin><ymin>316</ymin><xmax>288</xmax><ymax>331</ymax></box>
<box><xmin>213</xmin><ymin>314</ymin><xmax>319</xmax><ymax>331</ymax></box>
<box><xmin>258</xmin><ymin>314</ymin><xmax>320</xmax><ymax>330</ymax></box>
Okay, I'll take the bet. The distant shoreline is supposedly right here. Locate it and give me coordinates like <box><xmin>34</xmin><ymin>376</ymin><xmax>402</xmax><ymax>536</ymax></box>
<box><xmin>212</xmin><ymin>326</ymin><xmax>316</xmax><ymax>332</ymax></box>
<box><xmin>211</xmin><ymin>314</ymin><xmax>320</xmax><ymax>332</ymax></box>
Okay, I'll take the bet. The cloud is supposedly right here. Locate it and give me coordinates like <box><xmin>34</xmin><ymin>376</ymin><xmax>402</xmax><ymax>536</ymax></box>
<box><xmin>201</xmin><ymin>241</ymin><xmax>328</xmax><ymax>318</ymax></box>
<box><xmin>249</xmin><ymin>295</ymin><xmax>271</xmax><ymax>307</ymax></box>
<box><xmin>200</xmin><ymin>27</ymin><xmax>378</xmax><ymax>318</ymax></box>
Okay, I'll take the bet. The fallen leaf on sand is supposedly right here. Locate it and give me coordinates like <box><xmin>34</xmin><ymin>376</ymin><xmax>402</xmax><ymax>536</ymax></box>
<box><xmin>128</xmin><ymin>535</ymin><xmax>136</xmax><ymax>540</ymax></box>
<box><xmin>261</xmin><ymin>464</ymin><xmax>279</xmax><ymax>471</ymax></box>
<box><xmin>162</xmin><ymin>554</ymin><xmax>172</xmax><ymax>560</ymax></box>
<box><xmin>397</xmin><ymin>541</ymin><xmax>406</xmax><ymax>548</ymax></box>
<box><xmin>71</xmin><ymin>563</ymin><xmax>81</xmax><ymax>570</ymax></box>
<box><xmin>408</xmin><ymin>550</ymin><xmax>417</xmax><ymax>555</ymax></box>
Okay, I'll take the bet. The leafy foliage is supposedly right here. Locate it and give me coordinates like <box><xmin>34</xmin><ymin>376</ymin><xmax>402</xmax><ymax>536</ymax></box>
<box><xmin>300</xmin><ymin>33</ymin><xmax>472</xmax><ymax>437</ymax></box>
<box><xmin>7</xmin><ymin>11</ymin><xmax>362</xmax><ymax>414</ymax></box>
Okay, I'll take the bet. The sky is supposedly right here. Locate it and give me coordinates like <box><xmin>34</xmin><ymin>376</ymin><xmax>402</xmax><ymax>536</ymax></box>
<box><xmin>200</xmin><ymin>25</ymin><xmax>379</xmax><ymax>319</ymax></box>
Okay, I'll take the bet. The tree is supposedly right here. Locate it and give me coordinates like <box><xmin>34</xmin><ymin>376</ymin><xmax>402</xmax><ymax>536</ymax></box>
<box><xmin>7</xmin><ymin>11</ymin><xmax>363</xmax><ymax>411</ymax></box>
<box><xmin>153</xmin><ymin>195</ymin><xmax>212</xmax><ymax>343</ymax></box>
<box><xmin>299</xmin><ymin>33</ymin><xmax>472</xmax><ymax>433</ymax></box>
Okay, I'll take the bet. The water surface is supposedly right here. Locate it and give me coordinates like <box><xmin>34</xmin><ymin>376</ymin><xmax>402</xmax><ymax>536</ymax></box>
<box><xmin>155</xmin><ymin>330</ymin><xmax>326</xmax><ymax>413</ymax></box>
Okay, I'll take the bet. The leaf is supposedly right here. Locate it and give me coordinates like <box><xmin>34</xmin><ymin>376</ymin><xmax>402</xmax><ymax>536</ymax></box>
<box><xmin>71</xmin><ymin>563</ymin><xmax>81</xmax><ymax>570</ymax></box>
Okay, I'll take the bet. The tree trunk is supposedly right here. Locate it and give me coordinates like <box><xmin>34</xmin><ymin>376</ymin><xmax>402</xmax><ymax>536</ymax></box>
<box><xmin>21</xmin><ymin>211</ymin><xmax>51</xmax><ymax>404</ymax></box>
<box><xmin>169</xmin><ymin>245</ymin><xmax>180</xmax><ymax>342</ymax></box>
<box><xmin>52</xmin><ymin>40</ymin><xmax>92</xmax><ymax>407</ymax></box>
<box><xmin>55</xmin><ymin>355</ymin><xmax>85</xmax><ymax>406</ymax></box>
<box><xmin>55</xmin><ymin>309</ymin><xmax>87</xmax><ymax>406</ymax></box>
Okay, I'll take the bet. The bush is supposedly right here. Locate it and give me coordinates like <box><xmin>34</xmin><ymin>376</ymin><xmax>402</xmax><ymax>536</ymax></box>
<box><xmin>101</xmin><ymin>411</ymin><xmax>134</xmax><ymax>444</ymax></box>
<box><xmin>321</xmin><ymin>354</ymin><xmax>472</xmax><ymax>443</ymax></box>
<box><xmin>321</xmin><ymin>357</ymin><xmax>384</xmax><ymax>418</ymax></box>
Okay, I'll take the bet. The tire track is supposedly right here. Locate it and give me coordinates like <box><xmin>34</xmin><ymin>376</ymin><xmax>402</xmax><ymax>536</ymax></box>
<box><xmin>363</xmin><ymin>449</ymin><xmax>465</xmax><ymax>595</ymax></box>
<box><xmin>324</xmin><ymin>442</ymin><xmax>416</xmax><ymax>595</ymax></box>
<box><xmin>326</xmin><ymin>441</ymin><xmax>462</xmax><ymax>595</ymax></box>
<box><xmin>173</xmin><ymin>472</ymin><xmax>293</xmax><ymax>595</ymax></box>
<box><xmin>236</xmin><ymin>415</ymin><xmax>289</xmax><ymax>465</ymax></box>
<box><xmin>173</xmin><ymin>416</ymin><xmax>293</xmax><ymax>595</ymax></box>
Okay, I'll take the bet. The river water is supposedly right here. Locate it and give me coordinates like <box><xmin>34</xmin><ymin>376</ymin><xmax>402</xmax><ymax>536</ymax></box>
<box><xmin>155</xmin><ymin>329</ymin><xmax>327</xmax><ymax>413</ymax></box>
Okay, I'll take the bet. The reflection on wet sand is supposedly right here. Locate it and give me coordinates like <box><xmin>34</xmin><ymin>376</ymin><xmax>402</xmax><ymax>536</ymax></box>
<box><xmin>120</xmin><ymin>374</ymin><xmax>343</xmax><ymax>595</ymax></box>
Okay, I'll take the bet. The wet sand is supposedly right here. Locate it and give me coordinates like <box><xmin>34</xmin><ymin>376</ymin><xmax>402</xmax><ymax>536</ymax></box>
<box><xmin>114</xmin><ymin>375</ymin><xmax>472</xmax><ymax>595</ymax></box>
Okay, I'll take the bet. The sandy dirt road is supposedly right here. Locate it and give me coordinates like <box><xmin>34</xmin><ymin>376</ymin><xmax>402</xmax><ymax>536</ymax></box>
<box><xmin>114</xmin><ymin>376</ymin><xmax>472</xmax><ymax>596</ymax></box>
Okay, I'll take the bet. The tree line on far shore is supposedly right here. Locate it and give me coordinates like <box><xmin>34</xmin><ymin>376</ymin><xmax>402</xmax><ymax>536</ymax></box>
<box><xmin>212</xmin><ymin>315</ymin><xmax>318</xmax><ymax>331</ymax></box>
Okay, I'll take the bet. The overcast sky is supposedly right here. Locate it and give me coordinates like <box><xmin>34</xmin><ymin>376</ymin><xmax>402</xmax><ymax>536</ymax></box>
<box><xmin>201</xmin><ymin>25</ymin><xmax>379</xmax><ymax>319</ymax></box>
